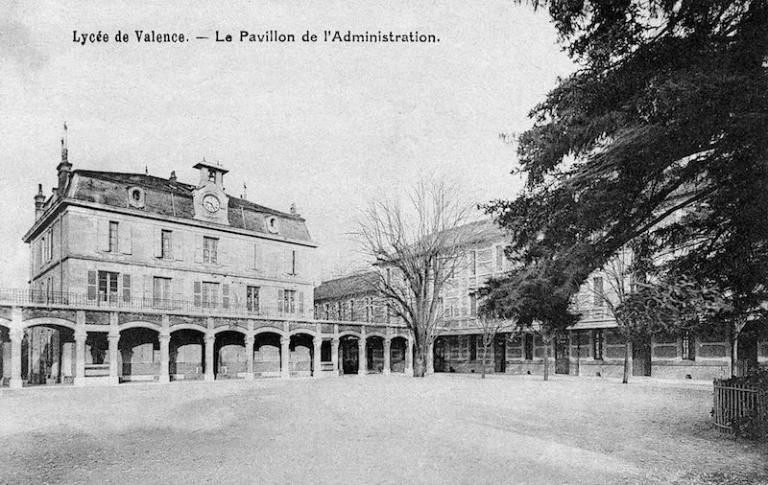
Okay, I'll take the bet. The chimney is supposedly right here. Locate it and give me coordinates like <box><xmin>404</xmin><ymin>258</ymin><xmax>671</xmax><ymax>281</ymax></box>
<box><xmin>56</xmin><ymin>124</ymin><xmax>72</xmax><ymax>197</ymax></box>
<box><xmin>169</xmin><ymin>170</ymin><xmax>177</xmax><ymax>182</ymax></box>
<box><xmin>34</xmin><ymin>184</ymin><xmax>46</xmax><ymax>219</ymax></box>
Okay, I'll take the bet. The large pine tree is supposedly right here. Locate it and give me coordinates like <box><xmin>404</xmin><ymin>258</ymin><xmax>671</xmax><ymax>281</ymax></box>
<box><xmin>485</xmin><ymin>2</ymin><xmax>768</xmax><ymax>342</ymax></box>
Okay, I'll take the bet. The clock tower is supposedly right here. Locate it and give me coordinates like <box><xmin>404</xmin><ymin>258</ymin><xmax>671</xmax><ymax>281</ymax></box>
<box><xmin>192</xmin><ymin>159</ymin><xmax>230</xmax><ymax>226</ymax></box>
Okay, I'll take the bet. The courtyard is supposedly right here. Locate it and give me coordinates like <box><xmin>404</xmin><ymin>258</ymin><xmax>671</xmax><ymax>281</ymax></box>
<box><xmin>0</xmin><ymin>375</ymin><xmax>766</xmax><ymax>484</ymax></box>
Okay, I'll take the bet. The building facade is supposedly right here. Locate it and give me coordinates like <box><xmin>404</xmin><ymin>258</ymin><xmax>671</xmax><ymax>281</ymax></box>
<box><xmin>0</xmin><ymin>140</ymin><xmax>412</xmax><ymax>388</ymax></box>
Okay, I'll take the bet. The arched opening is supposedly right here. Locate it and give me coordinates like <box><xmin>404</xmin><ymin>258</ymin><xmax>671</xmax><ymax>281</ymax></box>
<box><xmin>254</xmin><ymin>332</ymin><xmax>282</xmax><ymax>377</ymax></box>
<box><xmin>119</xmin><ymin>327</ymin><xmax>160</xmax><ymax>382</ymax></box>
<box><xmin>170</xmin><ymin>329</ymin><xmax>206</xmax><ymax>381</ymax></box>
<box><xmin>339</xmin><ymin>335</ymin><xmax>359</xmax><ymax>375</ymax></box>
<box><xmin>215</xmin><ymin>331</ymin><xmax>245</xmax><ymax>379</ymax></box>
<box><xmin>366</xmin><ymin>336</ymin><xmax>385</xmax><ymax>374</ymax></box>
<box><xmin>390</xmin><ymin>336</ymin><xmax>407</xmax><ymax>373</ymax></box>
<box><xmin>433</xmin><ymin>336</ymin><xmax>448</xmax><ymax>373</ymax></box>
<box><xmin>289</xmin><ymin>333</ymin><xmax>314</xmax><ymax>377</ymax></box>
<box><xmin>22</xmin><ymin>324</ymin><xmax>75</xmax><ymax>386</ymax></box>
<box><xmin>0</xmin><ymin>325</ymin><xmax>9</xmax><ymax>387</ymax></box>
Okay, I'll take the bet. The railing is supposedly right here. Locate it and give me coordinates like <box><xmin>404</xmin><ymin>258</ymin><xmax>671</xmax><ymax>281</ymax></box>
<box><xmin>713</xmin><ymin>378</ymin><xmax>768</xmax><ymax>440</ymax></box>
<box><xmin>0</xmin><ymin>288</ymin><xmax>313</xmax><ymax>320</ymax></box>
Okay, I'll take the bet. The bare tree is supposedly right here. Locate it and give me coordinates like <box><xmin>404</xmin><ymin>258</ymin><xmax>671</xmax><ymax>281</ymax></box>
<box><xmin>356</xmin><ymin>179</ymin><xmax>479</xmax><ymax>377</ymax></box>
<box><xmin>579</xmin><ymin>248</ymin><xmax>636</xmax><ymax>384</ymax></box>
<box><xmin>472</xmin><ymin>314</ymin><xmax>517</xmax><ymax>378</ymax></box>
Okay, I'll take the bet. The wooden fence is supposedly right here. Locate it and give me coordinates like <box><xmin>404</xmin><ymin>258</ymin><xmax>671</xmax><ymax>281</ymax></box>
<box><xmin>713</xmin><ymin>379</ymin><xmax>768</xmax><ymax>440</ymax></box>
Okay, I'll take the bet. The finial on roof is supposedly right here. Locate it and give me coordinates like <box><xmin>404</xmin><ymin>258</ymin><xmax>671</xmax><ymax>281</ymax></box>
<box><xmin>60</xmin><ymin>122</ymin><xmax>69</xmax><ymax>164</ymax></box>
<box><xmin>290</xmin><ymin>203</ymin><xmax>298</xmax><ymax>216</ymax></box>
<box><xmin>169</xmin><ymin>170</ymin><xmax>177</xmax><ymax>182</ymax></box>
<box><xmin>242</xmin><ymin>182</ymin><xmax>247</xmax><ymax>200</ymax></box>
<box><xmin>145</xmin><ymin>165</ymin><xmax>149</xmax><ymax>175</ymax></box>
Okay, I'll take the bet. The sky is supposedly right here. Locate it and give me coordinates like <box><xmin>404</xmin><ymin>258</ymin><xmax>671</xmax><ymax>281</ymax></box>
<box><xmin>0</xmin><ymin>1</ymin><xmax>575</xmax><ymax>286</ymax></box>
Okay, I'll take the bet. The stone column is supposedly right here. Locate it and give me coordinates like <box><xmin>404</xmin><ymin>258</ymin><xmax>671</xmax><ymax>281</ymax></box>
<box><xmin>73</xmin><ymin>329</ymin><xmax>87</xmax><ymax>386</ymax></box>
<box><xmin>405</xmin><ymin>338</ymin><xmax>414</xmax><ymax>376</ymax></box>
<box><xmin>244</xmin><ymin>334</ymin><xmax>255</xmax><ymax>380</ymax></box>
<box><xmin>426</xmin><ymin>340</ymin><xmax>435</xmax><ymax>375</ymax></box>
<box><xmin>280</xmin><ymin>336</ymin><xmax>290</xmax><ymax>379</ymax></box>
<box><xmin>9</xmin><ymin>328</ymin><xmax>23</xmax><ymax>389</ymax></box>
<box><xmin>108</xmin><ymin>332</ymin><xmax>120</xmax><ymax>385</ymax></box>
<box><xmin>204</xmin><ymin>333</ymin><xmax>215</xmax><ymax>382</ymax></box>
<box><xmin>331</xmin><ymin>338</ymin><xmax>340</xmax><ymax>375</ymax></box>
<box><xmin>358</xmin><ymin>337</ymin><xmax>367</xmax><ymax>376</ymax></box>
<box><xmin>383</xmin><ymin>338</ymin><xmax>391</xmax><ymax>375</ymax></box>
<box><xmin>313</xmin><ymin>337</ymin><xmax>323</xmax><ymax>378</ymax></box>
<box><xmin>158</xmin><ymin>333</ymin><xmax>170</xmax><ymax>384</ymax></box>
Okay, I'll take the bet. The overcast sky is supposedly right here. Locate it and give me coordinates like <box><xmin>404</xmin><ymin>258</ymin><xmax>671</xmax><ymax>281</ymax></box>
<box><xmin>0</xmin><ymin>1</ymin><xmax>575</xmax><ymax>286</ymax></box>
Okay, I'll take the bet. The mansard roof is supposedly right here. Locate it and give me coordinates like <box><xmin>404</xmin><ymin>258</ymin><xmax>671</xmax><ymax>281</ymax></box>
<box><xmin>65</xmin><ymin>169</ymin><xmax>312</xmax><ymax>242</ymax></box>
<box><xmin>314</xmin><ymin>272</ymin><xmax>379</xmax><ymax>301</ymax></box>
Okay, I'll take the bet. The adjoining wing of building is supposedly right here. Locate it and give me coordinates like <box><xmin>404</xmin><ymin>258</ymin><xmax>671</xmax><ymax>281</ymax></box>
<box><xmin>314</xmin><ymin>219</ymin><xmax>768</xmax><ymax>380</ymax></box>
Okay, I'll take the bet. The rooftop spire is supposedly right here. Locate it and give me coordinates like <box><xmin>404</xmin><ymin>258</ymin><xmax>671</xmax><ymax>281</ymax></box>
<box><xmin>60</xmin><ymin>122</ymin><xmax>68</xmax><ymax>163</ymax></box>
<box><xmin>242</xmin><ymin>182</ymin><xmax>247</xmax><ymax>200</ymax></box>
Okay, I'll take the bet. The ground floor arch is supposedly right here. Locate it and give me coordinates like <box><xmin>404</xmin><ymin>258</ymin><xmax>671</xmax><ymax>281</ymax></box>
<box><xmin>22</xmin><ymin>324</ymin><xmax>76</xmax><ymax>386</ymax></box>
<box><xmin>215</xmin><ymin>330</ymin><xmax>246</xmax><ymax>379</ymax></box>
<box><xmin>289</xmin><ymin>332</ymin><xmax>315</xmax><ymax>377</ymax></box>
<box><xmin>339</xmin><ymin>335</ymin><xmax>360</xmax><ymax>375</ymax></box>
<box><xmin>119</xmin><ymin>327</ymin><xmax>160</xmax><ymax>382</ymax></box>
<box><xmin>253</xmin><ymin>331</ymin><xmax>282</xmax><ymax>377</ymax></box>
<box><xmin>390</xmin><ymin>336</ymin><xmax>408</xmax><ymax>373</ymax></box>
<box><xmin>366</xmin><ymin>336</ymin><xmax>385</xmax><ymax>374</ymax></box>
<box><xmin>170</xmin><ymin>328</ymin><xmax>206</xmax><ymax>381</ymax></box>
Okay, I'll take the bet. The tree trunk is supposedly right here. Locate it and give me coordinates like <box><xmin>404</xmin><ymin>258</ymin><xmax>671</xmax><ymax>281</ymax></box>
<box><xmin>413</xmin><ymin>342</ymin><xmax>427</xmax><ymax>377</ymax></box>
<box><xmin>481</xmin><ymin>346</ymin><xmax>487</xmax><ymax>379</ymax></box>
<box><xmin>731</xmin><ymin>331</ymin><xmax>739</xmax><ymax>378</ymax></box>
<box><xmin>622</xmin><ymin>339</ymin><xmax>633</xmax><ymax>385</ymax></box>
<box><xmin>543</xmin><ymin>338</ymin><xmax>550</xmax><ymax>381</ymax></box>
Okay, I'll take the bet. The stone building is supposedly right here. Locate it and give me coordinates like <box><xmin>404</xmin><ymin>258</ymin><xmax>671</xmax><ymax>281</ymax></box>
<box><xmin>0</xmin><ymin>136</ymin><xmax>410</xmax><ymax>388</ymax></box>
<box><xmin>317</xmin><ymin>220</ymin><xmax>768</xmax><ymax>381</ymax></box>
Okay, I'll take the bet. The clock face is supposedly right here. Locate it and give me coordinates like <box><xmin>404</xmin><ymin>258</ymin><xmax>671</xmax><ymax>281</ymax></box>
<box><xmin>202</xmin><ymin>194</ymin><xmax>221</xmax><ymax>213</ymax></box>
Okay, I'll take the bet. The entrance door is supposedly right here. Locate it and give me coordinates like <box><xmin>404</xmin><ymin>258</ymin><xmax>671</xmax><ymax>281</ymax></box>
<box><xmin>632</xmin><ymin>337</ymin><xmax>652</xmax><ymax>376</ymax></box>
<box><xmin>555</xmin><ymin>335</ymin><xmax>570</xmax><ymax>374</ymax></box>
<box><xmin>493</xmin><ymin>335</ymin><xmax>506</xmax><ymax>373</ymax></box>
<box><xmin>339</xmin><ymin>338</ymin><xmax>359</xmax><ymax>375</ymax></box>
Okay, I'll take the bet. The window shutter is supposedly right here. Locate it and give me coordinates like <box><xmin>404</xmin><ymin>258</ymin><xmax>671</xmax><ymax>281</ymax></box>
<box><xmin>142</xmin><ymin>275</ymin><xmax>152</xmax><ymax>306</ymax></box>
<box><xmin>194</xmin><ymin>236</ymin><xmax>203</xmax><ymax>263</ymax></box>
<box><xmin>122</xmin><ymin>274</ymin><xmax>131</xmax><ymax>302</ymax></box>
<box><xmin>277</xmin><ymin>289</ymin><xmax>284</xmax><ymax>315</ymax></box>
<box><xmin>283</xmin><ymin>248</ymin><xmax>291</xmax><ymax>275</ymax></box>
<box><xmin>298</xmin><ymin>291</ymin><xmax>304</xmax><ymax>315</ymax></box>
<box><xmin>222</xmin><ymin>283</ymin><xmax>230</xmax><ymax>309</ymax></box>
<box><xmin>87</xmin><ymin>271</ymin><xmax>97</xmax><ymax>301</ymax></box>
<box><xmin>120</xmin><ymin>223</ymin><xmax>133</xmax><ymax>254</ymax></box>
<box><xmin>173</xmin><ymin>231</ymin><xmax>184</xmax><ymax>261</ymax></box>
<box><xmin>294</xmin><ymin>250</ymin><xmax>302</xmax><ymax>277</ymax></box>
<box><xmin>217</xmin><ymin>239</ymin><xmax>225</xmax><ymax>265</ymax></box>
<box><xmin>153</xmin><ymin>227</ymin><xmax>163</xmax><ymax>258</ymax></box>
<box><xmin>193</xmin><ymin>281</ymin><xmax>202</xmax><ymax>307</ymax></box>
<box><xmin>97</xmin><ymin>219</ymin><xmax>110</xmax><ymax>251</ymax></box>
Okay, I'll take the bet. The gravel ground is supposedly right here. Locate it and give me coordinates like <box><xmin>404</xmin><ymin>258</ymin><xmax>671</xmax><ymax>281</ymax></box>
<box><xmin>0</xmin><ymin>374</ymin><xmax>766</xmax><ymax>484</ymax></box>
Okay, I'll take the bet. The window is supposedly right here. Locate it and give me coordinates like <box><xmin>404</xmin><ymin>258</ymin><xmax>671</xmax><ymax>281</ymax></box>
<box><xmin>681</xmin><ymin>331</ymin><xmax>696</xmax><ymax>360</ymax></box>
<box><xmin>202</xmin><ymin>282</ymin><xmax>219</xmax><ymax>309</ymax></box>
<box><xmin>337</xmin><ymin>301</ymin><xmax>343</xmax><ymax>320</ymax></box>
<box><xmin>469</xmin><ymin>293</ymin><xmax>477</xmax><ymax>317</ymax></box>
<box><xmin>108</xmin><ymin>222</ymin><xmax>119</xmax><ymax>252</ymax></box>
<box><xmin>283</xmin><ymin>289</ymin><xmax>297</xmax><ymax>314</ymax></box>
<box><xmin>247</xmin><ymin>286</ymin><xmax>260</xmax><ymax>313</ymax></box>
<box><xmin>469</xmin><ymin>335</ymin><xmax>477</xmax><ymax>361</ymax></box>
<box><xmin>350</xmin><ymin>300</ymin><xmax>355</xmax><ymax>321</ymax></box>
<box><xmin>153</xmin><ymin>277</ymin><xmax>172</xmax><ymax>308</ymax></box>
<box><xmin>365</xmin><ymin>298</ymin><xmax>371</xmax><ymax>322</ymax></box>
<box><xmin>203</xmin><ymin>237</ymin><xmax>218</xmax><ymax>263</ymax></box>
<box><xmin>98</xmin><ymin>271</ymin><xmax>119</xmax><ymax>303</ymax></box>
<box><xmin>593</xmin><ymin>329</ymin><xmax>604</xmax><ymax>360</ymax></box>
<box><xmin>592</xmin><ymin>277</ymin><xmax>604</xmax><ymax>306</ymax></box>
<box><xmin>495</xmin><ymin>245</ymin><xmax>504</xmax><ymax>271</ymax></box>
<box><xmin>161</xmin><ymin>230</ymin><xmax>172</xmax><ymax>259</ymax></box>
<box><xmin>290</xmin><ymin>250</ymin><xmax>297</xmax><ymax>276</ymax></box>
<box><xmin>324</xmin><ymin>303</ymin><xmax>330</xmax><ymax>320</ymax></box>
<box><xmin>524</xmin><ymin>334</ymin><xmax>534</xmax><ymax>361</ymax></box>
<box><xmin>471</xmin><ymin>251</ymin><xmax>477</xmax><ymax>276</ymax></box>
